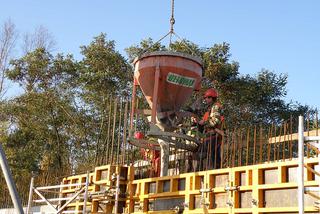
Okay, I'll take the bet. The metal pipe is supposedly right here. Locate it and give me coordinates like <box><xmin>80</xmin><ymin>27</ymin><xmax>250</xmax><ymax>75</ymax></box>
<box><xmin>105</xmin><ymin>98</ymin><xmax>113</xmax><ymax>165</ymax></box>
<box><xmin>36</xmin><ymin>183</ymin><xmax>85</xmax><ymax>190</ymax></box>
<box><xmin>130</xmin><ymin>78</ymin><xmax>137</xmax><ymax>130</ymax></box>
<box><xmin>259</xmin><ymin>126</ymin><xmax>263</xmax><ymax>163</ymax></box>
<box><xmin>116</xmin><ymin>101</ymin><xmax>123</xmax><ymax>164</ymax></box>
<box><xmin>274</xmin><ymin>124</ymin><xmax>277</xmax><ymax>161</ymax></box>
<box><xmin>267</xmin><ymin>127</ymin><xmax>271</xmax><ymax>162</ymax></box>
<box><xmin>238</xmin><ymin>131</ymin><xmax>243</xmax><ymax>166</ymax></box>
<box><xmin>110</xmin><ymin>99</ymin><xmax>118</xmax><ymax>164</ymax></box>
<box><xmin>56</xmin><ymin>187</ymin><xmax>85</xmax><ymax>213</ymax></box>
<box><xmin>245</xmin><ymin>128</ymin><xmax>250</xmax><ymax>166</ymax></box>
<box><xmin>158</xmin><ymin>139</ymin><xmax>169</xmax><ymax>176</ymax></box>
<box><xmin>151</xmin><ymin>63</ymin><xmax>160</xmax><ymax>124</ymax></box>
<box><xmin>0</xmin><ymin>143</ymin><xmax>24</xmax><ymax>214</ymax></box>
<box><xmin>83</xmin><ymin>171</ymin><xmax>90</xmax><ymax>214</ymax></box>
<box><xmin>26</xmin><ymin>176</ymin><xmax>34</xmax><ymax>214</ymax></box>
<box><xmin>253</xmin><ymin>126</ymin><xmax>257</xmax><ymax>164</ymax></box>
<box><xmin>233</xmin><ymin>131</ymin><xmax>237</xmax><ymax>167</ymax></box>
<box><xmin>34</xmin><ymin>188</ymin><xmax>57</xmax><ymax>212</ymax></box>
<box><xmin>58</xmin><ymin>181</ymin><xmax>64</xmax><ymax>210</ymax></box>
<box><xmin>298</xmin><ymin>115</ymin><xmax>304</xmax><ymax>214</ymax></box>
<box><xmin>114</xmin><ymin>173</ymin><xmax>120</xmax><ymax>214</ymax></box>
<box><xmin>122</xmin><ymin>101</ymin><xmax>129</xmax><ymax>165</ymax></box>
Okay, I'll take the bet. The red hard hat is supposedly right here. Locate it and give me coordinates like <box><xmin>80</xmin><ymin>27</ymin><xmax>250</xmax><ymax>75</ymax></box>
<box><xmin>204</xmin><ymin>88</ymin><xmax>218</xmax><ymax>98</ymax></box>
<box><xmin>134</xmin><ymin>131</ymin><xmax>144</xmax><ymax>139</ymax></box>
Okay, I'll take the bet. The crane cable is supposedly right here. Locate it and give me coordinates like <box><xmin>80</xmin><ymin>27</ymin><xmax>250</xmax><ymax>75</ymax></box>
<box><xmin>140</xmin><ymin>0</ymin><xmax>196</xmax><ymax>56</ymax></box>
<box><xmin>170</xmin><ymin>0</ymin><xmax>175</xmax><ymax>32</ymax></box>
<box><xmin>169</xmin><ymin>0</ymin><xmax>175</xmax><ymax>44</ymax></box>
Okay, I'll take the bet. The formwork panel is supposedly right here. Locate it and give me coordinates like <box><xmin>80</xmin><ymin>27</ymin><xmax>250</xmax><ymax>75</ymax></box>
<box><xmin>195</xmin><ymin>175</ymin><xmax>204</xmax><ymax>189</ymax></box>
<box><xmin>212</xmin><ymin>192</ymin><xmax>228</xmax><ymax>208</ymax></box>
<box><xmin>264</xmin><ymin>188</ymin><xmax>317</xmax><ymax>207</ymax></box>
<box><xmin>287</xmin><ymin>166</ymin><xmax>310</xmax><ymax>183</ymax></box>
<box><xmin>147</xmin><ymin>182</ymin><xmax>156</xmax><ymax>194</ymax></box>
<box><xmin>287</xmin><ymin>166</ymin><xmax>298</xmax><ymax>183</ymax></box>
<box><xmin>194</xmin><ymin>194</ymin><xmax>202</xmax><ymax>209</ymax></box>
<box><xmin>264</xmin><ymin>189</ymin><xmax>296</xmax><ymax>207</ymax></box>
<box><xmin>162</xmin><ymin>180</ymin><xmax>171</xmax><ymax>192</ymax></box>
<box><xmin>240</xmin><ymin>171</ymin><xmax>246</xmax><ymax>186</ymax></box>
<box><xmin>239</xmin><ymin>191</ymin><xmax>252</xmax><ymax>208</ymax></box>
<box><xmin>212</xmin><ymin>174</ymin><xmax>229</xmax><ymax>188</ymax></box>
<box><xmin>170</xmin><ymin>177</ymin><xmax>185</xmax><ymax>192</ymax></box>
<box><xmin>100</xmin><ymin>169</ymin><xmax>109</xmax><ymax>180</ymax></box>
<box><xmin>313</xmin><ymin>164</ymin><xmax>320</xmax><ymax>182</ymax></box>
<box><xmin>148</xmin><ymin>197</ymin><xmax>184</xmax><ymax>211</ymax></box>
<box><xmin>263</xmin><ymin>168</ymin><xmax>278</xmax><ymax>184</ymax></box>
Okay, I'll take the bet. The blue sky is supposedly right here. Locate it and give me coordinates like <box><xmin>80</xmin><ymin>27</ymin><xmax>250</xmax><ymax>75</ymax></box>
<box><xmin>1</xmin><ymin>0</ymin><xmax>319</xmax><ymax>109</ymax></box>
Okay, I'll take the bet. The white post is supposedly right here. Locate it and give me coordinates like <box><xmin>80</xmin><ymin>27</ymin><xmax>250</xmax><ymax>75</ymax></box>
<box><xmin>298</xmin><ymin>116</ymin><xmax>304</xmax><ymax>214</ymax></box>
<box><xmin>114</xmin><ymin>173</ymin><xmax>120</xmax><ymax>214</ymax></box>
<box><xmin>82</xmin><ymin>171</ymin><xmax>90</xmax><ymax>214</ymax></box>
<box><xmin>58</xmin><ymin>181</ymin><xmax>64</xmax><ymax>210</ymax></box>
<box><xmin>0</xmin><ymin>143</ymin><xmax>24</xmax><ymax>214</ymax></box>
<box><xmin>26</xmin><ymin>176</ymin><xmax>34</xmax><ymax>214</ymax></box>
<box><xmin>158</xmin><ymin>139</ymin><xmax>169</xmax><ymax>176</ymax></box>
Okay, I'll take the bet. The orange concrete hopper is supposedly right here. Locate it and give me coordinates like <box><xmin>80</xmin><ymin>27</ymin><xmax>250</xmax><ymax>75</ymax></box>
<box><xmin>133</xmin><ymin>51</ymin><xmax>203</xmax><ymax>127</ymax></box>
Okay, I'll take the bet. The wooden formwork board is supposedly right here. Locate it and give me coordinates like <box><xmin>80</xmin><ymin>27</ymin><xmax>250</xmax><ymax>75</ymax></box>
<box><xmin>268</xmin><ymin>129</ymin><xmax>320</xmax><ymax>144</ymax></box>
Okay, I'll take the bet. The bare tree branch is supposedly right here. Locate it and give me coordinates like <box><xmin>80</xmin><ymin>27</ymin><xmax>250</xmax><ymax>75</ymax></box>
<box><xmin>0</xmin><ymin>19</ymin><xmax>18</xmax><ymax>99</ymax></box>
<box><xmin>22</xmin><ymin>25</ymin><xmax>56</xmax><ymax>54</ymax></box>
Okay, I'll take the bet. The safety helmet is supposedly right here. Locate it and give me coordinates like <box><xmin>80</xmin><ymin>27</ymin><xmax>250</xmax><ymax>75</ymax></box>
<box><xmin>134</xmin><ymin>131</ymin><xmax>144</xmax><ymax>139</ymax></box>
<box><xmin>204</xmin><ymin>88</ymin><xmax>218</xmax><ymax>98</ymax></box>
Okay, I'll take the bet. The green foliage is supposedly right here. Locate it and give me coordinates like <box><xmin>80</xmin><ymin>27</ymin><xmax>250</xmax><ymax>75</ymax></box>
<box><xmin>79</xmin><ymin>33</ymin><xmax>132</xmax><ymax>97</ymax></box>
<box><xmin>125</xmin><ymin>37</ymin><xmax>166</xmax><ymax>63</ymax></box>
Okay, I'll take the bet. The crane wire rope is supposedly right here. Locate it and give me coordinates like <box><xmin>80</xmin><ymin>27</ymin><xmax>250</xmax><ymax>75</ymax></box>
<box><xmin>140</xmin><ymin>0</ymin><xmax>197</xmax><ymax>56</ymax></box>
<box><xmin>169</xmin><ymin>0</ymin><xmax>175</xmax><ymax>45</ymax></box>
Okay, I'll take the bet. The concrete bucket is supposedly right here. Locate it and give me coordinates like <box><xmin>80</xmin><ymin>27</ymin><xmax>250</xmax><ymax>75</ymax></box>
<box><xmin>134</xmin><ymin>51</ymin><xmax>203</xmax><ymax>130</ymax></box>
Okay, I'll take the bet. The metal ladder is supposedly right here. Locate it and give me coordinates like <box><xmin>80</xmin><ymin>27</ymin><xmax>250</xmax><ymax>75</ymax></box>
<box><xmin>298</xmin><ymin>116</ymin><xmax>320</xmax><ymax>213</ymax></box>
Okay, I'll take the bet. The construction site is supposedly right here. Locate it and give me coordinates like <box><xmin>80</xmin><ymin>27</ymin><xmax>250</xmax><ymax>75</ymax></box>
<box><xmin>0</xmin><ymin>1</ymin><xmax>319</xmax><ymax>214</ymax></box>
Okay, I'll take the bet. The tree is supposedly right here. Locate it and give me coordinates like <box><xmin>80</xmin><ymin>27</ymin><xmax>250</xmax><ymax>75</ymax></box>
<box><xmin>79</xmin><ymin>33</ymin><xmax>132</xmax><ymax>97</ymax></box>
<box><xmin>5</xmin><ymin>48</ymin><xmax>79</xmax><ymax>176</ymax></box>
<box><xmin>0</xmin><ymin>19</ymin><xmax>17</xmax><ymax>99</ymax></box>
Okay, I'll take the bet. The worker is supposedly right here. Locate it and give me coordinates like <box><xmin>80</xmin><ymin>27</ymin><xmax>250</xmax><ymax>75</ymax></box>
<box><xmin>134</xmin><ymin>131</ymin><xmax>160</xmax><ymax>177</ymax></box>
<box><xmin>193</xmin><ymin>88</ymin><xmax>223</xmax><ymax>171</ymax></box>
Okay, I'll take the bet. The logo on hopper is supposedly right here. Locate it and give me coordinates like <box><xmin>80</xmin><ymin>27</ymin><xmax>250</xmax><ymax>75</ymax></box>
<box><xmin>166</xmin><ymin>72</ymin><xmax>195</xmax><ymax>88</ymax></box>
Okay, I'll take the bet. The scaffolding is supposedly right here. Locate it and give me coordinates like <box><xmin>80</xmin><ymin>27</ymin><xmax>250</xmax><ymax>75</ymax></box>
<box><xmin>298</xmin><ymin>116</ymin><xmax>320</xmax><ymax>213</ymax></box>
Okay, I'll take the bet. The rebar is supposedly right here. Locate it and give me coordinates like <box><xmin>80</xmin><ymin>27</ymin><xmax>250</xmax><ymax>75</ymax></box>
<box><xmin>253</xmin><ymin>126</ymin><xmax>257</xmax><ymax>164</ymax></box>
<box><xmin>110</xmin><ymin>98</ymin><xmax>118</xmax><ymax>165</ymax></box>
<box><xmin>116</xmin><ymin>100</ymin><xmax>123</xmax><ymax>165</ymax></box>
<box><xmin>105</xmin><ymin>98</ymin><xmax>113</xmax><ymax>164</ymax></box>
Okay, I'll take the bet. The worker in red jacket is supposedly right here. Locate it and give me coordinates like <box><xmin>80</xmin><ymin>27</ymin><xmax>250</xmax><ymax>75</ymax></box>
<box><xmin>193</xmin><ymin>88</ymin><xmax>223</xmax><ymax>170</ymax></box>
